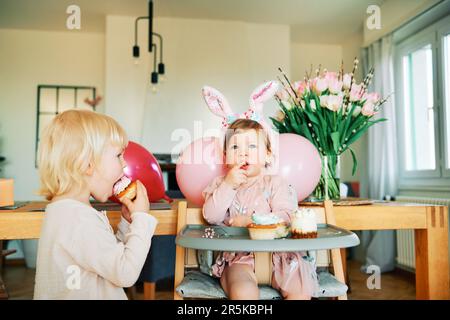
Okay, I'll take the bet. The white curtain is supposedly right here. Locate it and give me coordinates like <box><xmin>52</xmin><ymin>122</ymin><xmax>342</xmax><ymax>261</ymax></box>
<box><xmin>358</xmin><ymin>34</ymin><xmax>399</xmax><ymax>273</ymax></box>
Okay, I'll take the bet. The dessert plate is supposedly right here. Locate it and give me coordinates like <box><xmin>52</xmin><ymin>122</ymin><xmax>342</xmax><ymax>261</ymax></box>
<box><xmin>176</xmin><ymin>224</ymin><xmax>360</xmax><ymax>252</ymax></box>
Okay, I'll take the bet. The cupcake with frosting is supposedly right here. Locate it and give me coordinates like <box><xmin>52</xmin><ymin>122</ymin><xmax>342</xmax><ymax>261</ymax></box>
<box><xmin>290</xmin><ymin>208</ymin><xmax>318</xmax><ymax>238</ymax></box>
<box><xmin>247</xmin><ymin>214</ymin><xmax>281</xmax><ymax>240</ymax></box>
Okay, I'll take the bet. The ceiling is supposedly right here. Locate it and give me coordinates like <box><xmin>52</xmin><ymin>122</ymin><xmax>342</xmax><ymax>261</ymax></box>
<box><xmin>0</xmin><ymin>0</ymin><xmax>385</xmax><ymax>43</ymax></box>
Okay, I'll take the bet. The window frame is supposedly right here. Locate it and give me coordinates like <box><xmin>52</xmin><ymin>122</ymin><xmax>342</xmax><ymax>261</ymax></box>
<box><xmin>395</xmin><ymin>26</ymin><xmax>441</xmax><ymax>179</ymax></box>
<box><xmin>394</xmin><ymin>15</ymin><xmax>450</xmax><ymax>192</ymax></box>
<box><xmin>437</xmin><ymin>19</ymin><xmax>450</xmax><ymax>178</ymax></box>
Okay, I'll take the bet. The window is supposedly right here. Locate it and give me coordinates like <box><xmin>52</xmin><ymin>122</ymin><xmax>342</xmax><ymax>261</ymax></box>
<box><xmin>444</xmin><ymin>34</ymin><xmax>450</xmax><ymax>170</ymax></box>
<box><xmin>35</xmin><ymin>85</ymin><xmax>97</xmax><ymax>167</ymax></box>
<box><xmin>402</xmin><ymin>44</ymin><xmax>436</xmax><ymax>171</ymax></box>
<box><xmin>395</xmin><ymin>15</ymin><xmax>450</xmax><ymax>190</ymax></box>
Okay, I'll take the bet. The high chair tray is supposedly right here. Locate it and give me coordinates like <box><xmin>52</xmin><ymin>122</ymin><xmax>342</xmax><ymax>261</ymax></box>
<box><xmin>176</xmin><ymin>224</ymin><xmax>360</xmax><ymax>252</ymax></box>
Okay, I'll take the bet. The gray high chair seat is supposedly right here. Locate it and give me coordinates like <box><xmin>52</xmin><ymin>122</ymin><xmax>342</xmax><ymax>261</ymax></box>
<box><xmin>176</xmin><ymin>257</ymin><xmax>348</xmax><ymax>299</ymax></box>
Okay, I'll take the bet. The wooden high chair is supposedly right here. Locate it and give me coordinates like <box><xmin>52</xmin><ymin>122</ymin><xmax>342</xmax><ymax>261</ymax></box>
<box><xmin>173</xmin><ymin>200</ymin><xmax>351</xmax><ymax>300</ymax></box>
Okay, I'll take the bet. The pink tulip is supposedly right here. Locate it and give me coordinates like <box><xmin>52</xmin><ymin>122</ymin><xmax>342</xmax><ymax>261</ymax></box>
<box><xmin>313</xmin><ymin>77</ymin><xmax>328</xmax><ymax>94</ymax></box>
<box><xmin>349</xmin><ymin>84</ymin><xmax>363</xmax><ymax>102</ymax></box>
<box><xmin>275</xmin><ymin>110</ymin><xmax>286</xmax><ymax>122</ymax></box>
<box><xmin>328</xmin><ymin>78</ymin><xmax>343</xmax><ymax>94</ymax></box>
<box><xmin>319</xmin><ymin>95</ymin><xmax>329</xmax><ymax>107</ymax></box>
<box><xmin>362</xmin><ymin>102</ymin><xmax>377</xmax><ymax>116</ymax></box>
<box><xmin>294</xmin><ymin>81</ymin><xmax>308</xmax><ymax>96</ymax></box>
<box><xmin>326</xmin><ymin>94</ymin><xmax>343</xmax><ymax>112</ymax></box>
<box><xmin>343</xmin><ymin>73</ymin><xmax>352</xmax><ymax>89</ymax></box>
<box><xmin>352</xmin><ymin>106</ymin><xmax>362</xmax><ymax>117</ymax></box>
<box><xmin>363</xmin><ymin>92</ymin><xmax>381</xmax><ymax>104</ymax></box>
<box><xmin>324</xmin><ymin>71</ymin><xmax>338</xmax><ymax>82</ymax></box>
<box><xmin>300</xmin><ymin>99</ymin><xmax>305</xmax><ymax>108</ymax></box>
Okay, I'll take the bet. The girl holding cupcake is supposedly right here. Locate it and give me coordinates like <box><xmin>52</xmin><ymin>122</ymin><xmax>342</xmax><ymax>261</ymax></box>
<box><xmin>201</xmin><ymin>82</ymin><xmax>319</xmax><ymax>300</ymax></box>
<box><xmin>34</xmin><ymin>110</ymin><xmax>157</xmax><ymax>299</ymax></box>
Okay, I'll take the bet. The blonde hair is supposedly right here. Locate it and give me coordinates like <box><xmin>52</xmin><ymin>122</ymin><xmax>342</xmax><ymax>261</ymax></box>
<box><xmin>37</xmin><ymin>109</ymin><xmax>128</xmax><ymax>201</ymax></box>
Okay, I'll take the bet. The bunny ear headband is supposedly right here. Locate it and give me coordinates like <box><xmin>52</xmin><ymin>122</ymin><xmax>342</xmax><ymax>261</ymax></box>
<box><xmin>201</xmin><ymin>80</ymin><xmax>279</xmax><ymax>131</ymax></box>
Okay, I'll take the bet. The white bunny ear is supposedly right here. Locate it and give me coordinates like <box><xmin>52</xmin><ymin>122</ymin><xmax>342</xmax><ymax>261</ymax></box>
<box><xmin>202</xmin><ymin>86</ymin><xmax>233</xmax><ymax>118</ymax></box>
<box><xmin>248</xmin><ymin>80</ymin><xmax>279</xmax><ymax>113</ymax></box>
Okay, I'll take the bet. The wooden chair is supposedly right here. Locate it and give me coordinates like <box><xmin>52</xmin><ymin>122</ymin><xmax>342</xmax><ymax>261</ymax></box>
<box><xmin>173</xmin><ymin>200</ymin><xmax>349</xmax><ymax>300</ymax></box>
<box><xmin>0</xmin><ymin>240</ymin><xmax>17</xmax><ymax>300</ymax></box>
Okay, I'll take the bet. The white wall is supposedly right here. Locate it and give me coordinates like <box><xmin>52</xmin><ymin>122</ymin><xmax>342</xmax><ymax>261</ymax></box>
<box><xmin>291</xmin><ymin>43</ymin><xmax>343</xmax><ymax>80</ymax></box>
<box><xmin>105</xmin><ymin>16</ymin><xmax>290</xmax><ymax>155</ymax></box>
<box><xmin>0</xmin><ymin>29</ymin><xmax>105</xmax><ymax>200</ymax></box>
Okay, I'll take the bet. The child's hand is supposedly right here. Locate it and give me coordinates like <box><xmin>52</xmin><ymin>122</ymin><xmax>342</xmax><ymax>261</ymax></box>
<box><xmin>120</xmin><ymin>180</ymin><xmax>150</xmax><ymax>214</ymax></box>
<box><xmin>224</xmin><ymin>161</ymin><xmax>248</xmax><ymax>189</ymax></box>
<box><xmin>121</xmin><ymin>204</ymin><xmax>132</xmax><ymax>223</ymax></box>
<box><xmin>229</xmin><ymin>215</ymin><xmax>252</xmax><ymax>227</ymax></box>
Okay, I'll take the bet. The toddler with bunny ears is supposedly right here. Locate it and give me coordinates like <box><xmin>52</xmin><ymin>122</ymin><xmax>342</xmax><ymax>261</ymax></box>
<box><xmin>201</xmin><ymin>81</ymin><xmax>319</xmax><ymax>300</ymax></box>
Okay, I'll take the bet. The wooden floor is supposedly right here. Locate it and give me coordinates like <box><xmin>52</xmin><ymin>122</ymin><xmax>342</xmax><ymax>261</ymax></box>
<box><xmin>1</xmin><ymin>259</ymin><xmax>415</xmax><ymax>300</ymax></box>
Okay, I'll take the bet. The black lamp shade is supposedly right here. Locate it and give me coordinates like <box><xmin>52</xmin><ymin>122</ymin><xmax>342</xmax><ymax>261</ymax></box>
<box><xmin>158</xmin><ymin>63</ymin><xmax>165</xmax><ymax>74</ymax></box>
<box><xmin>133</xmin><ymin>45</ymin><xmax>140</xmax><ymax>58</ymax></box>
<box><xmin>151</xmin><ymin>71</ymin><xmax>158</xmax><ymax>84</ymax></box>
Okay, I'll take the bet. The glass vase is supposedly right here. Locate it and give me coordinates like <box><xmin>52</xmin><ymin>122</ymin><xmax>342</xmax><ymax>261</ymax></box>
<box><xmin>309</xmin><ymin>154</ymin><xmax>341</xmax><ymax>201</ymax></box>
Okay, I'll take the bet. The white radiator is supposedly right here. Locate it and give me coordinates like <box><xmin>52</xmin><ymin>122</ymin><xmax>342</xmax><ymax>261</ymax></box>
<box><xmin>395</xmin><ymin>196</ymin><xmax>450</xmax><ymax>272</ymax></box>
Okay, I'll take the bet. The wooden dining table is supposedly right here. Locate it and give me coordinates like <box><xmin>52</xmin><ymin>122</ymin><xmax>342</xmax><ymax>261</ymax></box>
<box><xmin>0</xmin><ymin>199</ymin><xmax>448</xmax><ymax>300</ymax></box>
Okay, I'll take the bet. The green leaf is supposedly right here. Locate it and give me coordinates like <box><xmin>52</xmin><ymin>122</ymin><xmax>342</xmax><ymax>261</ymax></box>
<box><xmin>369</xmin><ymin>118</ymin><xmax>388</xmax><ymax>124</ymax></box>
<box><xmin>346</xmin><ymin>116</ymin><xmax>367</xmax><ymax>137</ymax></box>
<box><xmin>313</xmin><ymin>96</ymin><xmax>327</xmax><ymax>131</ymax></box>
<box><xmin>346</xmin><ymin>127</ymin><xmax>369</xmax><ymax>146</ymax></box>
<box><xmin>331</xmin><ymin>131</ymin><xmax>340</xmax><ymax>154</ymax></box>
<box><xmin>293</xmin><ymin>107</ymin><xmax>307</xmax><ymax>125</ymax></box>
<box><xmin>336</xmin><ymin>107</ymin><xmax>343</xmax><ymax>130</ymax></box>
<box><xmin>280</xmin><ymin>109</ymin><xmax>293</xmax><ymax>132</ymax></box>
<box><xmin>349</xmin><ymin>147</ymin><xmax>358</xmax><ymax>176</ymax></box>
<box><xmin>302</xmin><ymin>104</ymin><xmax>320</xmax><ymax>126</ymax></box>
<box><xmin>341</xmin><ymin>103</ymin><xmax>357</xmax><ymax>144</ymax></box>
<box><xmin>270</xmin><ymin>117</ymin><xmax>286</xmax><ymax>133</ymax></box>
<box><xmin>286</xmin><ymin>110</ymin><xmax>300</xmax><ymax>132</ymax></box>
<box><xmin>338</xmin><ymin>110</ymin><xmax>347</xmax><ymax>135</ymax></box>
<box><xmin>314</xmin><ymin>110</ymin><xmax>331</xmax><ymax>149</ymax></box>
<box><xmin>301</xmin><ymin>122</ymin><xmax>314</xmax><ymax>144</ymax></box>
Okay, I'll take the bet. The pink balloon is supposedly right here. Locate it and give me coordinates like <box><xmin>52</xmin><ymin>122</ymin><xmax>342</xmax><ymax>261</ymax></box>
<box><xmin>176</xmin><ymin>137</ymin><xmax>226</xmax><ymax>206</ymax></box>
<box><xmin>276</xmin><ymin>134</ymin><xmax>322</xmax><ymax>201</ymax></box>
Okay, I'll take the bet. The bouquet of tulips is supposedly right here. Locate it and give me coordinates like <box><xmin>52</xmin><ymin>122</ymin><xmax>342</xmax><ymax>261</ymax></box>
<box><xmin>271</xmin><ymin>59</ymin><xmax>390</xmax><ymax>200</ymax></box>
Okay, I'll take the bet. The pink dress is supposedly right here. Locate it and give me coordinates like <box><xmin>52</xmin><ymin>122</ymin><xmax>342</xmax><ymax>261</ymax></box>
<box><xmin>202</xmin><ymin>174</ymin><xmax>319</xmax><ymax>297</ymax></box>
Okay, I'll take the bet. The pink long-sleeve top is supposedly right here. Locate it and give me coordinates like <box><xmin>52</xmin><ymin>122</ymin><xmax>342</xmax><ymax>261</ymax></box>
<box><xmin>202</xmin><ymin>174</ymin><xmax>298</xmax><ymax>225</ymax></box>
<box><xmin>202</xmin><ymin>173</ymin><xmax>320</xmax><ymax>297</ymax></box>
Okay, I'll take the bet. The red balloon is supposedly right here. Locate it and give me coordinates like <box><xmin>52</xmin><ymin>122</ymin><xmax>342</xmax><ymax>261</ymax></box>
<box><xmin>110</xmin><ymin>141</ymin><xmax>171</xmax><ymax>203</ymax></box>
